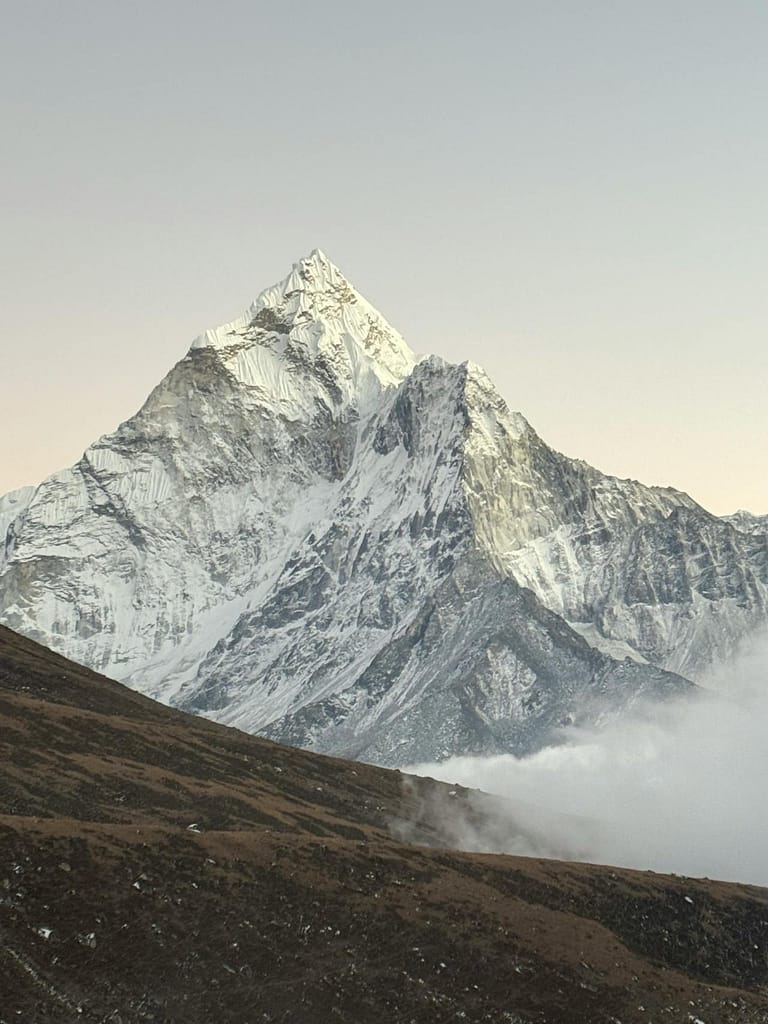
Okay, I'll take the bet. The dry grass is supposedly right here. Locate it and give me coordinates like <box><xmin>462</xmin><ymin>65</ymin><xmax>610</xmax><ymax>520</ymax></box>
<box><xmin>2</xmin><ymin>625</ymin><xmax>767</xmax><ymax>1023</ymax></box>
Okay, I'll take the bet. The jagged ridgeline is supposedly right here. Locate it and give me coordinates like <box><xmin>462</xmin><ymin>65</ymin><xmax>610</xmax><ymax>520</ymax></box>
<box><xmin>1</xmin><ymin>251</ymin><xmax>766</xmax><ymax>765</ymax></box>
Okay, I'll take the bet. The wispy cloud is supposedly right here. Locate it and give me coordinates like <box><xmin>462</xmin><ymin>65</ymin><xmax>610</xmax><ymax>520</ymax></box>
<box><xmin>408</xmin><ymin>634</ymin><xmax>768</xmax><ymax>886</ymax></box>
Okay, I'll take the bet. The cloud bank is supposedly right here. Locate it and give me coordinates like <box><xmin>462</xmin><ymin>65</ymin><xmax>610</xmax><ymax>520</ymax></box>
<box><xmin>408</xmin><ymin>636</ymin><xmax>768</xmax><ymax>886</ymax></box>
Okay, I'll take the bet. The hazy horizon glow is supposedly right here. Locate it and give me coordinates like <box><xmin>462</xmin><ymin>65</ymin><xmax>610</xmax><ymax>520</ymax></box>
<box><xmin>2</xmin><ymin>2</ymin><xmax>767</xmax><ymax>514</ymax></box>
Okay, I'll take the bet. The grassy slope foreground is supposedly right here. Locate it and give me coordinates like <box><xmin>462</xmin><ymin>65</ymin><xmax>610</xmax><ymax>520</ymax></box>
<box><xmin>1</xmin><ymin>624</ymin><xmax>767</xmax><ymax>1023</ymax></box>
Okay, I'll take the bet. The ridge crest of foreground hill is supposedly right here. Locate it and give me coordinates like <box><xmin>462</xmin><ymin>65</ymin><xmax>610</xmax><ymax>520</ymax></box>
<box><xmin>1</xmin><ymin>251</ymin><xmax>767</xmax><ymax>764</ymax></box>
<box><xmin>2</xmin><ymin>625</ymin><xmax>768</xmax><ymax>1024</ymax></box>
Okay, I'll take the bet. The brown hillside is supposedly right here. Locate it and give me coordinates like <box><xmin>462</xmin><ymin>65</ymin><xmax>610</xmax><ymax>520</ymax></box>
<box><xmin>1</xmin><ymin>625</ymin><xmax>767</xmax><ymax>1023</ymax></box>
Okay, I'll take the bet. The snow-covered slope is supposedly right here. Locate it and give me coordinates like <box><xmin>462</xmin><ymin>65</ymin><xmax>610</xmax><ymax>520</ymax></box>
<box><xmin>457</xmin><ymin>382</ymin><xmax>768</xmax><ymax>677</ymax></box>
<box><xmin>1</xmin><ymin>250</ymin><xmax>766</xmax><ymax>765</ymax></box>
<box><xmin>0</xmin><ymin>251</ymin><xmax>414</xmax><ymax>691</ymax></box>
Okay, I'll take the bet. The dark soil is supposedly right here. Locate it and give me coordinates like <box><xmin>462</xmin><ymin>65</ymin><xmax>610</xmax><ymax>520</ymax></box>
<box><xmin>1</xmin><ymin>625</ymin><xmax>767</xmax><ymax>1023</ymax></box>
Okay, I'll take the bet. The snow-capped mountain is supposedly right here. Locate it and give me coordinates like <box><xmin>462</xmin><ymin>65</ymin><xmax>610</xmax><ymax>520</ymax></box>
<box><xmin>1</xmin><ymin>251</ymin><xmax>766</xmax><ymax>765</ymax></box>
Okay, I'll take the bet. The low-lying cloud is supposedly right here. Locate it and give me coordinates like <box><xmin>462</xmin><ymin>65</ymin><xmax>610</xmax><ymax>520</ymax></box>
<box><xmin>408</xmin><ymin>635</ymin><xmax>768</xmax><ymax>887</ymax></box>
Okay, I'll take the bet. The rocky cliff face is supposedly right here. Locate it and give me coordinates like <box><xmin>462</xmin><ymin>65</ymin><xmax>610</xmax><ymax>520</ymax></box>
<box><xmin>1</xmin><ymin>250</ymin><xmax>765</xmax><ymax>764</ymax></box>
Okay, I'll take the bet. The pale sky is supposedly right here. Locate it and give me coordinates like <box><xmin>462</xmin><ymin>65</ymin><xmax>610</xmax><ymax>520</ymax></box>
<box><xmin>2</xmin><ymin>1</ymin><xmax>766</xmax><ymax>515</ymax></box>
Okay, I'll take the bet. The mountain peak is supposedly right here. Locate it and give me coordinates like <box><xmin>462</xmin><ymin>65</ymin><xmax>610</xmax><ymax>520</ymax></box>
<box><xmin>299</xmin><ymin>246</ymin><xmax>332</xmax><ymax>269</ymax></box>
<box><xmin>285</xmin><ymin>246</ymin><xmax>341</xmax><ymax>290</ymax></box>
<box><xmin>3</xmin><ymin>253</ymin><xmax>768</xmax><ymax>772</ymax></box>
<box><xmin>191</xmin><ymin>251</ymin><xmax>416</xmax><ymax>393</ymax></box>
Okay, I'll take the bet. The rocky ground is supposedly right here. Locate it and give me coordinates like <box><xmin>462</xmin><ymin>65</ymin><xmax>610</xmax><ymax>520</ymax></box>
<box><xmin>1</xmin><ymin>624</ymin><xmax>767</xmax><ymax>1023</ymax></box>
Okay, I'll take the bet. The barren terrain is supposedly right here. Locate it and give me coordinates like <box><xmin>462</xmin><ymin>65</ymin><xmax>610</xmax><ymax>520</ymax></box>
<box><xmin>1</xmin><ymin>625</ymin><xmax>767</xmax><ymax>1023</ymax></box>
